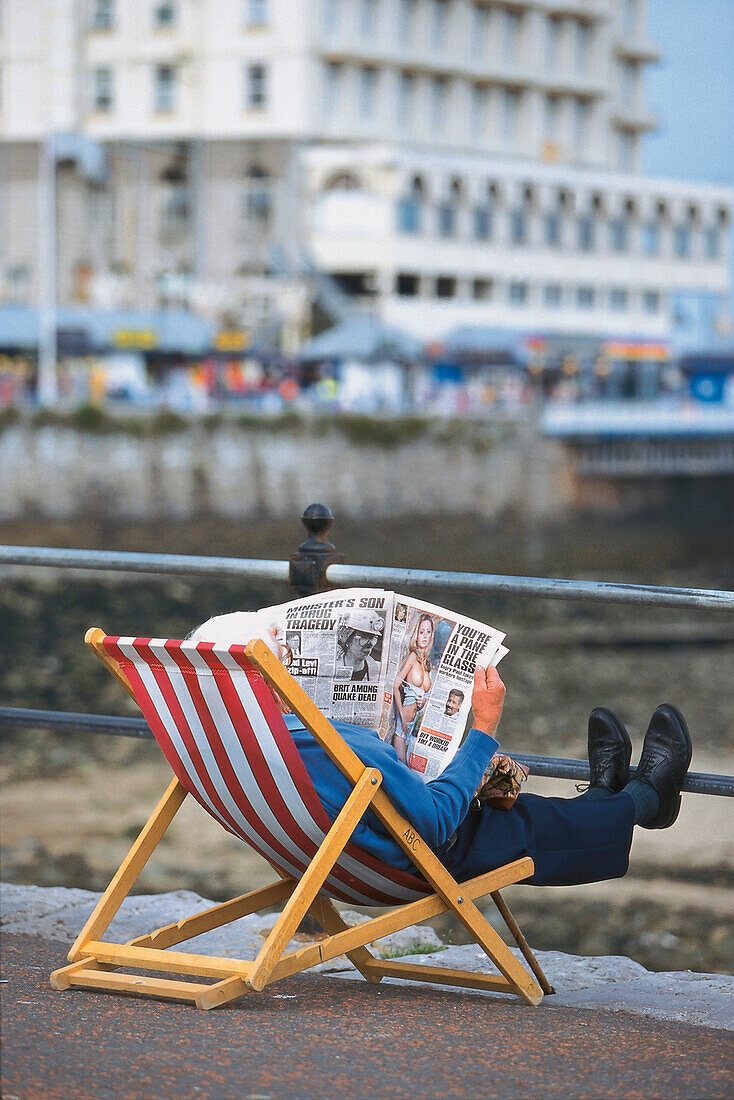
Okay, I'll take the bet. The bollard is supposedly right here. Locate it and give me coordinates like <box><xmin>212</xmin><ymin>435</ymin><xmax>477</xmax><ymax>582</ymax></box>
<box><xmin>289</xmin><ymin>503</ymin><xmax>345</xmax><ymax>597</ymax></box>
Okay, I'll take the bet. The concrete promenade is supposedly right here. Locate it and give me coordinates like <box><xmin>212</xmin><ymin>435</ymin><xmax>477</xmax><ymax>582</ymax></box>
<box><xmin>2</xmin><ymin>886</ymin><xmax>733</xmax><ymax>1098</ymax></box>
<box><xmin>3</xmin><ymin>933</ymin><xmax>733</xmax><ymax>1100</ymax></box>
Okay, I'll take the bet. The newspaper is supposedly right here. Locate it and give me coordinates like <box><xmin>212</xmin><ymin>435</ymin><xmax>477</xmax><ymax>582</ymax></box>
<box><xmin>254</xmin><ymin>588</ymin><xmax>507</xmax><ymax>782</ymax></box>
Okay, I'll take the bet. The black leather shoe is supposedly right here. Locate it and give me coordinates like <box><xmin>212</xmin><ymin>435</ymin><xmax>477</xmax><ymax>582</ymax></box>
<box><xmin>634</xmin><ymin>704</ymin><xmax>692</xmax><ymax>829</ymax></box>
<box><xmin>587</xmin><ymin>707</ymin><xmax>632</xmax><ymax>793</ymax></box>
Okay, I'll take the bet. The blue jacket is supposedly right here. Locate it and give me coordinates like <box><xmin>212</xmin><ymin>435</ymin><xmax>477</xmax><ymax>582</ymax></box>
<box><xmin>284</xmin><ymin>715</ymin><xmax>499</xmax><ymax>872</ymax></box>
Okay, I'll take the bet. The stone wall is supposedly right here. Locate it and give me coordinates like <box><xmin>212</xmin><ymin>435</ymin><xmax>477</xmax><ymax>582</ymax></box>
<box><xmin>0</xmin><ymin>420</ymin><xmax>573</xmax><ymax>520</ymax></box>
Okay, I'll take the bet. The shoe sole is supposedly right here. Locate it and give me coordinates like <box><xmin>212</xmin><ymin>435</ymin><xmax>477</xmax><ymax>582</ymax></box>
<box><xmin>646</xmin><ymin>703</ymin><xmax>693</xmax><ymax>829</ymax></box>
<box><xmin>588</xmin><ymin>707</ymin><xmax>633</xmax><ymax>792</ymax></box>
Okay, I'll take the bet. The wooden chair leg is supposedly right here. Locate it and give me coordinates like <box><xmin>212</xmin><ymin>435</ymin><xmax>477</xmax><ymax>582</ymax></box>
<box><xmin>195</xmin><ymin>975</ymin><xmax>251</xmax><ymax>1011</ymax></box>
<box><xmin>491</xmin><ymin>890</ymin><xmax>554</xmax><ymax>996</ymax></box>
<box><xmin>130</xmin><ymin>879</ymin><xmax>296</xmax><ymax>951</ymax></box>
<box><xmin>269</xmin><ymin>859</ymin><xmax>534</xmax><ymax>984</ymax></box>
<box><xmin>248</xmin><ymin>768</ymin><xmax>382</xmax><ymax>992</ymax></box>
<box><xmin>401</xmin><ymin>844</ymin><xmax>544</xmax><ymax>1005</ymax></box>
<box><xmin>308</xmin><ymin>895</ymin><xmax>383</xmax><ymax>984</ymax></box>
<box><xmin>67</xmin><ymin>777</ymin><xmax>187</xmax><ymax>962</ymax></box>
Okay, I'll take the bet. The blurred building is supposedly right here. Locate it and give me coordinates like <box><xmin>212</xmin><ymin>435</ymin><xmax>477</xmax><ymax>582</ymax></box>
<box><xmin>0</xmin><ymin>0</ymin><xmax>731</xmax><ymax>358</ymax></box>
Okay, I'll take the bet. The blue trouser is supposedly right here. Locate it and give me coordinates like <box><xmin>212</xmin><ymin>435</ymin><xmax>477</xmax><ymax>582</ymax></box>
<box><xmin>438</xmin><ymin>791</ymin><xmax>636</xmax><ymax>887</ymax></box>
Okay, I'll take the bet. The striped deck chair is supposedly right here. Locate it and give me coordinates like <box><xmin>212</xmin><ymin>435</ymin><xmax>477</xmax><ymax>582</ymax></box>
<box><xmin>50</xmin><ymin>628</ymin><xmax>552</xmax><ymax>1010</ymax></box>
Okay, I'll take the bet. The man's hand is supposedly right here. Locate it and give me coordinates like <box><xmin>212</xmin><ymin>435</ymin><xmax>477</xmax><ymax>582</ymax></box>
<box><xmin>471</xmin><ymin>664</ymin><xmax>506</xmax><ymax>737</ymax></box>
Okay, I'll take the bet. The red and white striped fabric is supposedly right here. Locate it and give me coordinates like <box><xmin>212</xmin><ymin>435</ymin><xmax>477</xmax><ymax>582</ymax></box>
<box><xmin>102</xmin><ymin>636</ymin><xmax>430</xmax><ymax>906</ymax></box>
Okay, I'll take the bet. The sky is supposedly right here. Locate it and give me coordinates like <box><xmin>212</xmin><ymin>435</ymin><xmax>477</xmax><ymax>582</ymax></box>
<box><xmin>643</xmin><ymin>0</ymin><xmax>734</xmax><ymax>185</ymax></box>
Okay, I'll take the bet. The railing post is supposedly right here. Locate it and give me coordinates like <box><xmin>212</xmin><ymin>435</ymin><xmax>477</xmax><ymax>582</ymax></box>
<box><xmin>288</xmin><ymin>503</ymin><xmax>345</xmax><ymax>597</ymax></box>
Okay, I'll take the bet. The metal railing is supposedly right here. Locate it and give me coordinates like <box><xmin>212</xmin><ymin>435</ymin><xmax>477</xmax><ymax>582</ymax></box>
<box><xmin>2</xmin><ymin>543</ymin><xmax>734</xmax><ymax>611</ymax></box>
<box><xmin>2</xmin><ymin>503</ymin><xmax>733</xmax><ymax>797</ymax></box>
<box><xmin>2</xmin><ymin>706</ymin><xmax>731</xmax><ymax>797</ymax></box>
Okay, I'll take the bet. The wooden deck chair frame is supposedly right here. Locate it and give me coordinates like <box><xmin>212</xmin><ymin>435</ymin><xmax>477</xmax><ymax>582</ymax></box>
<box><xmin>50</xmin><ymin>628</ymin><xmax>552</xmax><ymax>1010</ymax></box>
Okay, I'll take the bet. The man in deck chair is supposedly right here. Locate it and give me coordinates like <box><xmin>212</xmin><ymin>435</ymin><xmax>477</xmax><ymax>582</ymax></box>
<box><xmin>191</xmin><ymin>613</ymin><xmax>692</xmax><ymax>888</ymax></box>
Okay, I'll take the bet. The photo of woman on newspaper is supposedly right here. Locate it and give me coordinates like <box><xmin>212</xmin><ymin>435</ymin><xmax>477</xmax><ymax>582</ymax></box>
<box><xmin>335</xmin><ymin>609</ymin><xmax>384</xmax><ymax>682</ymax></box>
<box><xmin>392</xmin><ymin>612</ymin><xmax>436</xmax><ymax>764</ymax></box>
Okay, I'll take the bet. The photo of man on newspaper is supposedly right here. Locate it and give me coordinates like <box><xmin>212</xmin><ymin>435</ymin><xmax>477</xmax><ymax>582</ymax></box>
<box><xmin>444</xmin><ymin>688</ymin><xmax>464</xmax><ymax>717</ymax></box>
<box><xmin>334</xmin><ymin>609</ymin><xmax>384</xmax><ymax>682</ymax></box>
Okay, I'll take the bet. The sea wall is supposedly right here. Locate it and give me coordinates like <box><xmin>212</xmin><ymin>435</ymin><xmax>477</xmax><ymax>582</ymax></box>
<box><xmin>0</xmin><ymin>417</ymin><xmax>574</xmax><ymax>520</ymax></box>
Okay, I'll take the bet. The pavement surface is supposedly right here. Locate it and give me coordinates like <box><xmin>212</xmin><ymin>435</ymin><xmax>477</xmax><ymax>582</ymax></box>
<box><xmin>2</xmin><ymin>933</ymin><xmax>734</xmax><ymax>1100</ymax></box>
<box><xmin>4</xmin><ymin>884</ymin><xmax>733</xmax><ymax>1031</ymax></box>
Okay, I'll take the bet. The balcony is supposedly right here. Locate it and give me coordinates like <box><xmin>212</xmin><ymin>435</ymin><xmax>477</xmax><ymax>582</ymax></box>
<box><xmin>319</xmin><ymin>38</ymin><xmax>607</xmax><ymax>100</ymax></box>
<box><xmin>540</xmin><ymin>0</ymin><xmax>610</xmax><ymax>18</ymax></box>
<box><xmin>615</xmin><ymin>39</ymin><xmax>661</xmax><ymax>64</ymax></box>
<box><xmin>611</xmin><ymin>106</ymin><xmax>657</xmax><ymax>133</ymax></box>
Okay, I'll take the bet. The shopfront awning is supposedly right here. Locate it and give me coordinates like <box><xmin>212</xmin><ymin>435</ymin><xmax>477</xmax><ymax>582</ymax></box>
<box><xmin>429</xmin><ymin>326</ymin><xmax>526</xmax><ymax>365</ymax></box>
<box><xmin>299</xmin><ymin>315</ymin><xmax>423</xmax><ymax>362</ymax></box>
<box><xmin>0</xmin><ymin>305</ymin><xmax>214</xmax><ymax>356</ymax></box>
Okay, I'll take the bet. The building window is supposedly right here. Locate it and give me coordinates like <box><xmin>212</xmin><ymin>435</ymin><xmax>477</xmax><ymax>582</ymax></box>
<box><xmin>472</xmin><ymin>278</ymin><xmax>493</xmax><ymax>301</ymax></box>
<box><xmin>609</xmin><ymin>218</ymin><xmax>628</xmax><ymax>252</ymax></box>
<box><xmin>325</xmin><ymin>172</ymin><xmax>359</xmax><ymax>191</ymax></box>
<box><xmin>397</xmin><ymin>70</ymin><xmax>415</xmax><ymax>128</ymax></box>
<box><xmin>246</xmin><ymin>63</ymin><xmax>267</xmax><ymax>108</ymax></box>
<box><xmin>503</xmin><ymin>8</ymin><xmax>522</xmax><ymax>62</ymax></box>
<box><xmin>545</xmin><ymin>15</ymin><xmax>561</xmax><ymax>70</ymax></box>
<box><xmin>575</xmin><ymin>20</ymin><xmax>592</xmax><ymax>73</ymax></box>
<box><xmin>243</xmin><ymin>165</ymin><xmax>271</xmax><ymax>231</ymax></box>
<box><xmin>577</xmin><ymin>286</ymin><xmax>594</xmax><ymax>309</ymax></box>
<box><xmin>397</xmin><ymin>199</ymin><xmax>420</xmax><ymax>233</ymax></box>
<box><xmin>245</xmin><ymin>0</ymin><xmax>268</xmax><ymax>27</ymax></box>
<box><xmin>704</xmin><ymin>227</ymin><xmax>719</xmax><ymax>259</ymax></box>
<box><xmin>471</xmin><ymin>3</ymin><xmax>489</xmax><ymax>59</ymax></box>
<box><xmin>508</xmin><ymin>281</ymin><xmax>528</xmax><ymax>306</ymax></box>
<box><xmin>6</xmin><ymin>266</ymin><xmax>30</xmax><ymax>305</ymax></box>
<box><xmin>544</xmin><ymin>284</ymin><xmax>562</xmax><ymax>308</ymax></box>
<box><xmin>544</xmin><ymin>211</ymin><xmax>561</xmax><ymax>247</ymax></box>
<box><xmin>92</xmin><ymin>66</ymin><xmax>114</xmax><ymax>111</ymax></box>
<box><xmin>509</xmin><ymin>209</ymin><xmax>526</xmax><ymax>245</ymax></box>
<box><xmin>154</xmin><ymin>64</ymin><xmax>176</xmax><ymax>111</ymax></box>
<box><xmin>622</xmin><ymin>0</ymin><xmax>638</xmax><ymax>38</ymax></box>
<box><xmin>620</xmin><ymin>60</ymin><xmax>637</xmax><ymax>109</ymax></box>
<box><xmin>91</xmin><ymin>0</ymin><xmax>115</xmax><ymax>30</ymax></box>
<box><xmin>436</xmin><ymin>275</ymin><xmax>457</xmax><ymax>298</ymax></box>
<box><xmin>641</xmin><ymin>222</ymin><xmax>659</xmax><ymax>255</ymax></box>
<box><xmin>397</xmin><ymin>0</ymin><xmax>416</xmax><ymax>45</ymax></box>
<box><xmin>618</xmin><ymin>131</ymin><xmax>635</xmax><ymax>171</ymax></box>
<box><xmin>502</xmin><ymin>89</ymin><xmax>520</xmax><ymax>143</ymax></box>
<box><xmin>359</xmin><ymin>66</ymin><xmax>377</xmax><ymax>119</ymax></box>
<box><xmin>573</xmin><ymin>99</ymin><xmax>590</xmax><ymax>152</ymax></box>
<box><xmin>642</xmin><ymin>290</ymin><xmax>660</xmax><ymax>313</ymax></box>
<box><xmin>610</xmin><ymin>288</ymin><xmax>628</xmax><ymax>311</ymax></box>
<box><xmin>159</xmin><ymin>186</ymin><xmax>189</xmax><ymax>240</ymax></box>
<box><xmin>470</xmin><ymin>83</ymin><xmax>488</xmax><ymax>138</ymax></box>
<box><xmin>473</xmin><ymin>205</ymin><xmax>492</xmax><ymax>240</ymax></box>
<box><xmin>545</xmin><ymin>94</ymin><xmax>560</xmax><ymax>138</ymax></box>
<box><xmin>431</xmin><ymin>0</ymin><xmax>448</xmax><ymax>50</ymax></box>
<box><xmin>576</xmin><ymin>215</ymin><xmax>594</xmax><ymax>251</ymax></box>
<box><xmin>323</xmin><ymin>0</ymin><xmax>340</xmax><ymax>37</ymax></box>
<box><xmin>437</xmin><ymin>201</ymin><xmax>456</xmax><ymax>238</ymax></box>
<box><xmin>430</xmin><ymin>76</ymin><xmax>448</xmax><ymax>131</ymax></box>
<box><xmin>396</xmin><ymin>272</ymin><xmax>420</xmax><ymax>296</ymax></box>
<box><xmin>323</xmin><ymin>61</ymin><xmax>342</xmax><ymax>116</ymax></box>
<box><xmin>360</xmin><ymin>0</ymin><xmax>377</xmax><ymax>37</ymax></box>
<box><xmin>437</xmin><ymin>179</ymin><xmax>462</xmax><ymax>238</ymax></box>
<box><xmin>674</xmin><ymin>226</ymin><xmax>691</xmax><ymax>258</ymax></box>
<box><xmin>397</xmin><ymin>176</ymin><xmax>424</xmax><ymax>234</ymax></box>
<box><xmin>153</xmin><ymin>1</ymin><xmax>176</xmax><ymax>28</ymax></box>
<box><xmin>157</xmin><ymin>268</ymin><xmax>193</xmax><ymax>309</ymax></box>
